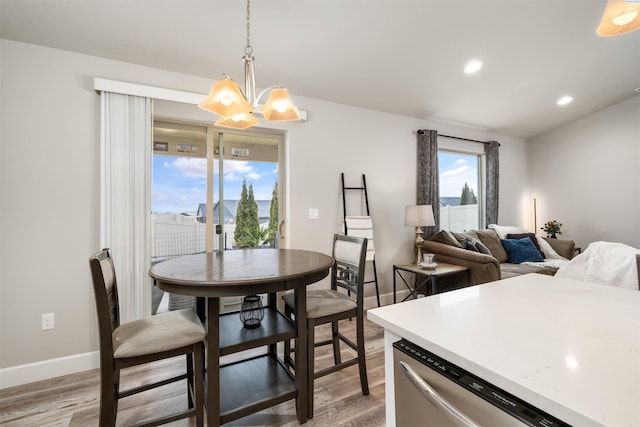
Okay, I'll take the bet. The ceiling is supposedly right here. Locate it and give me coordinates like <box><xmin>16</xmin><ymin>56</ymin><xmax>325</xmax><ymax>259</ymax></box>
<box><xmin>1</xmin><ymin>0</ymin><xmax>639</xmax><ymax>139</ymax></box>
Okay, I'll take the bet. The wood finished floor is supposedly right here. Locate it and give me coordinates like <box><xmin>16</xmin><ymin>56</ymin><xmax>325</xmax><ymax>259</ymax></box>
<box><xmin>0</xmin><ymin>317</ymin><xmax>386</xmax><ymax>427</ymax></box>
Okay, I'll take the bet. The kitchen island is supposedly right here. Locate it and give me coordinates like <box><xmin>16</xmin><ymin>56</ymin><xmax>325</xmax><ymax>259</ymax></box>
<box><xmin>368</xmin><ymin>273</ymin><xmax>640</xmax><ymax>426</ymax></box>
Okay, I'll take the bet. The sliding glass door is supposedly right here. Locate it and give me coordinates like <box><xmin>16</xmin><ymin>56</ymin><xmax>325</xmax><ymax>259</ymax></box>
<box><xmin>152</xmin><ymin>120</ymin><xmax>284</xmax><ymax>257</ymax></box>
<box><xmin>151</xmin><ymin>120</ymin><xmax>285</xmax><ymax>311</ymax></box>
<box><xmin>210</xmin><ymin>129</ymin><xmax>282</xmax><ymax>252</ymax></box>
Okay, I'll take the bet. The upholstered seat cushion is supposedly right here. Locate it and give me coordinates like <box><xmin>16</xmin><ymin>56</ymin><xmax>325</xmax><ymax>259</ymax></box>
<box><xmin>112</xmin><ymin>309</ymin><xmax>205</xmax><ymax>359</ymax></box>
<box><xmin>282</xmin><ymin>289</ymin><xmax>357</xmax><ymax>319</ymax></box>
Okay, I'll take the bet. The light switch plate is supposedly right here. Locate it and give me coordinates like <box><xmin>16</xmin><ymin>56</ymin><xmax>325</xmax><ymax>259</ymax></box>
<box><xmin>308</xmin><ymin>208</ymin><xmax>320</xmax><ymax>220</ymax></box>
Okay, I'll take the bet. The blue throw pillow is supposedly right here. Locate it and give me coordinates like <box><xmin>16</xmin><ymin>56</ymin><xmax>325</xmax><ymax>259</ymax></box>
<box><xmin>501</xmin><ymin>237</ymin><xmax>544</xmax><ymax>264</ymax></box>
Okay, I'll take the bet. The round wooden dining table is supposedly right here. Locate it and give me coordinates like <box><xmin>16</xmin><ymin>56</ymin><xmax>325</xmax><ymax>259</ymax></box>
<box><xmin>149</xmin><ymin>248</ymin><xmax>333</xmax><ymax>427</ymax></box>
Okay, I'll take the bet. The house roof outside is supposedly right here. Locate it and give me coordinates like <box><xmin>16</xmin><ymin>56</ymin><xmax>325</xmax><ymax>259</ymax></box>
<box><xmin>197</xmin><ymin>200</ymin><xmax>272</xmax><ymax>224</ymax></box>
<box><xmin>440</xmin><ymin>197</ymin><xmax>461</xmax><ymax>207</ymax></box>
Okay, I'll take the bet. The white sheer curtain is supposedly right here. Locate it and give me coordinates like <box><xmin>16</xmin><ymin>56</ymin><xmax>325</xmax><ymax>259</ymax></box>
<box><xmin>100</xmin><ymin>92</ymin><xmax>152</xmax><ymax>322</ymax></box>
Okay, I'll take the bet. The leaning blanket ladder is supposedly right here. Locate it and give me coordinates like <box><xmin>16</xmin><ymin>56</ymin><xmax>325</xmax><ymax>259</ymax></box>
<box><xmin>341</xmin><ymin>173</ymin><xmax>381</xmax><ymax>306</ymax></box>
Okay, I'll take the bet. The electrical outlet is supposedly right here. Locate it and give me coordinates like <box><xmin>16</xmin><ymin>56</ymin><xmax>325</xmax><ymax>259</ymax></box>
<box><xmin>42</xmin><ymin>313</ymin><xmax>54</xmax><ymax>330</ymax></box>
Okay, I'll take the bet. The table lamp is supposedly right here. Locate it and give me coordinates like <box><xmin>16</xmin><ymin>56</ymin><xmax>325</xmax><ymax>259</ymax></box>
<box><xmin>404</xmin><ymin>205</ymin><xmax>435</xmax><ymax>265</ymax></box>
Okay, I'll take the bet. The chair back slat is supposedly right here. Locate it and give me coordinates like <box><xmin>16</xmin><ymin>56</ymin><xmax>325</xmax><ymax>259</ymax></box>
<box><xmin>99</xmin><ymin>257</ymin><xmax>120</xmax><ymax>330</ymax></box>
<box><xmin>89</xmin><ymin>249</ymin><xmax>120</xmax><ymax>356</ymax></box>
<box><xmin>332</xmin><ymin>234</ymin><xmax>367</xmax><ymax>296</ymax></box>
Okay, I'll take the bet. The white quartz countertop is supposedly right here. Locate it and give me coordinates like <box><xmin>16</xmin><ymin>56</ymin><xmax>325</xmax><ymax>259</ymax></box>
<box><xmin>368</xmin><ymin>273</ymin><xmax>640</xmax><ymax>426</ymax></box>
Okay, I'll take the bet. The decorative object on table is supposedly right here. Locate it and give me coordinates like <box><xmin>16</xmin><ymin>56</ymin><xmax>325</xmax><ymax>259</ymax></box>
<box><xmin>541</xmin><ymin>220</ymin><xmax>563</xmax><ymax>238</ymax></box>
<box><xmin>405</xmin><ymin>205</ymin><xmax>436</xmax><ymax>265</ymax></box>
<box><xmin>421</xmin><ymin>253</ymin><xmax>438</xmax><ymax>270</ymax></box>
<box><xmin>198</xmin><ymin>0</ymin><xmax>301</xmax><ymax>129</ymax></box>
<box><xmin>240</xmin><ymin>294</ymin><xmax>264</xmax><ymax>328</ymax></box>
<box><xmin>596</xmin><ymin>0</ymin><xmax>640</xmax><ymax>36</ymax></box>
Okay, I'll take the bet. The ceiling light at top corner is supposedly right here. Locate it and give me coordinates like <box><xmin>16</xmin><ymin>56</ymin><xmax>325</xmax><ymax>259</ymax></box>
<box><xmin>464</xmin><ymin>60</ymin><xmax>483</xmax><ymax>74</ymax></box>
<box><xmin>557</xmin><ymin>95</ymin><xmax>574</xmax><ymax>106</ymax></box>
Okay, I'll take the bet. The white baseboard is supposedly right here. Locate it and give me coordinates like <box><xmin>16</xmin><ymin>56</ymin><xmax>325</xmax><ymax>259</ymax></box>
<box><xmin>1</xmin><ymin>290</ymin><xmax>410</xmax><ymax>390</ymax></box>
<box><xmin>0</xmin><ymin>351</ymin><xmax>100</xmax><ymax>389</ymax></box>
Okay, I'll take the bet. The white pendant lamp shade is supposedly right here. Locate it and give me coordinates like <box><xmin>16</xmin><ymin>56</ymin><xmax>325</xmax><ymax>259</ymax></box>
<box><xmin>199</xmin><ymin>0</ymin><xmax>301</xmax><ymax>129</ymax></box>
<box><xmin>198</xmin><ymin>77</ymin><xmax>253</xmax><ymax>117</ymax></box>
<box><xmin>214</xmin><ymin>111</ymin><xmax>260</xmax><ymax>130</ymax></box>
<box><xmin>261</xmin><ymin>88</ymin><xmax>301</xmax><ymax>122</ymax></box>
<box><xmin>597</xmin><ymin>0</ymin><xmax>640</xmax><ymax>36</ymax></box>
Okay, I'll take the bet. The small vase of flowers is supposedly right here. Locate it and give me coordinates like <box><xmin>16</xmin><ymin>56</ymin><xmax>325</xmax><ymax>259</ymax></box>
<box><xmin>541</xmin><ymin>220</ymin><xmax>563</xmax><ymax>238</ymax></box>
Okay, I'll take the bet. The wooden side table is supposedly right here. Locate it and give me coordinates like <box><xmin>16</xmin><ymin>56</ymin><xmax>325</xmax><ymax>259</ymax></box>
<box><xmin>393</xmin><ymin>263</ymin><xmax>470</xmax><ymax>303</ymax></box>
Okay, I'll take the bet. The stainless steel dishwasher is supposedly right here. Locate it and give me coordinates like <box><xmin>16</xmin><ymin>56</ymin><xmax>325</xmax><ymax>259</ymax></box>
<box><xmin>393</xmin><ymin>339</ymin><xmax>571</xmax><ymax>427</ymax></box>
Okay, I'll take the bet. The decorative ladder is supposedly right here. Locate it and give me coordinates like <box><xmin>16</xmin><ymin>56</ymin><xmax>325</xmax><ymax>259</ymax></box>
<box><xmin>341</xmin><ymin>173</ymin><xmax>381</xmax><ymax>307</ymax></box>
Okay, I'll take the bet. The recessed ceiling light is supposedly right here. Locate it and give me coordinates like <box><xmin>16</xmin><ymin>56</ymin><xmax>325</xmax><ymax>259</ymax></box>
<box><xmin>557</xmin><ymin>95</ymin><xmax>574</xmax><ymax>106</ymax></box>
<box><xmin>464</xmin><ymin>60</ymin><xmax>483</xmax><ymax>74</ymax></box>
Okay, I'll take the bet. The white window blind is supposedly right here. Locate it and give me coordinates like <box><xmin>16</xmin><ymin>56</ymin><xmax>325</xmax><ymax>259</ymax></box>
<box><xmin>100</xmin><ymin>92</ymin><xmax>152</xmax><ymax>321</ymax></box>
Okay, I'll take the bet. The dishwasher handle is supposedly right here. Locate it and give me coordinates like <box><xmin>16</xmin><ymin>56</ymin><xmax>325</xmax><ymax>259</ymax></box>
<box><xmin>399</xmin><ymin>361</ymin><xmax>482</xmax><ymax>427</ymax></box>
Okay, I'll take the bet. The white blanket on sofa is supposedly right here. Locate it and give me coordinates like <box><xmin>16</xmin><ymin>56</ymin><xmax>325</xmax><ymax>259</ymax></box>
<box><xmin>555</xmin><ymin>241</ymin><xmax>640</xmax><ymax>290</ymax></box>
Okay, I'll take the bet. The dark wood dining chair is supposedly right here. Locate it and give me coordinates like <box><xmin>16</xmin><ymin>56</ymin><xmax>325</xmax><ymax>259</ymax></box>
<box><xmin>282</xmin><ymin>234</ymin><xmax>369</xmax><ymax>417</ymax></box>
<box><xmin>89</xmin><ymin>248</ymin><xmax>205</xmax><ymax>427</ymax></box>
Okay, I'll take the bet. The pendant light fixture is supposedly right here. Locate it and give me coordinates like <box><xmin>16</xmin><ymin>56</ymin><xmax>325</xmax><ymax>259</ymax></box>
<box><xmin>199</xmin><ymin>0</ymin><xmax>301</xmax><ymax>129</ymax></box>
<box><xmin>597</xmin><ymin>0</ymin><xmax>640</xmax><ymax>36</ymax></box>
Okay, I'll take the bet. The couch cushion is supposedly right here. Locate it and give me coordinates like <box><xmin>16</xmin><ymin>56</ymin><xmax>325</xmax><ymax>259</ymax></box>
<box><xmin>501</xmin><ymin>237</ymin><xmax>545</xmax><ymax>264</ymax></box>
<box><xmin>447</xmin><ymin>231</ymin><xmax>491</xmax><ymax>255</ymax></box>
<box><xmin>451</xmin><ymin>231</ymin><xmax>470</xmax><ymax>246</ymax></box>
<box><xmin>461</xmin><ymin>236</ymin><xmax>492</xmax><ymax>255</ymax></box>
<box><xmin>500</xmin><ymin>263</ymin><xmax>557</xmax><ymax>279</ymax></box>
<box><xmin>429</xmin><ymin>230</ymin><xmax>463</xmax><ymax>248</ymax></box>
<box><xmin>507</xmin><ymin>232</ymin><xmax>544</xmax><ymax>258</ymax></box>
<box><xmin>472</xmin><ymin>229</ymin><xmax>509</xmax><ymax>263</ymax></box>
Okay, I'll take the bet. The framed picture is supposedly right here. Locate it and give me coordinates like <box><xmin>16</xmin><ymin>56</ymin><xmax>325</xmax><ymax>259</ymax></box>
<box><xmin>177</xmin><ymin>144</ymin><xmax>197</xmax><ymax>153</ymax></box>
<box><xmin>154</xmin><ymin>141</ymin><xmax>168</xmax><ymax>152</ymax></box>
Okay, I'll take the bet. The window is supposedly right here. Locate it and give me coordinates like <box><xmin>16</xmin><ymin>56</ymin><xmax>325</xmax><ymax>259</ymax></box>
<box><xmin>438</xmin><ymin>140</ymin><xmax>485</xmax><ymax>232</ymax></box>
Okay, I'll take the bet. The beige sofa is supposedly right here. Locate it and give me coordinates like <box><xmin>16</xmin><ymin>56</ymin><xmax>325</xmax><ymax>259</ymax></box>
<box><xmin>422</xmin><ymin>228</ymin><xmax>576</xmax><ymax>286</ymax></box>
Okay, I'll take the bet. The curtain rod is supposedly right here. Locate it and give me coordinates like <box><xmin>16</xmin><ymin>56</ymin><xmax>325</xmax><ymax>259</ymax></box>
<box><xmin>417</xmin><ymin>130</ymin><xmax>499</xmax><ymax>146</ymax></box>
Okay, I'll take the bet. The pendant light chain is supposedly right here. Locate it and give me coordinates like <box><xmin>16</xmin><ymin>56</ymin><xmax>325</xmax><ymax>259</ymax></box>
<box><xmin>245</xmin><ymin>0</ymin><xmax>253</xmax><ymax>55</ymax></box>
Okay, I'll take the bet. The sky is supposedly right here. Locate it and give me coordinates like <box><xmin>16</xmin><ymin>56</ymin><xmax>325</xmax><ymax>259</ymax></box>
<box><xmin>438</xmin><ymin>152</ymin><xmax>478</xmax><ymax>198</ymax></box>
<box><xmin>152</xmin><ymin>155</ymin><xmax>278</xmax><ymax>214</ymax></box>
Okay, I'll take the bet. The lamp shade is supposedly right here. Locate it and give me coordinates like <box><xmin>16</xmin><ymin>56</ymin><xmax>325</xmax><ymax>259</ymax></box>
<box><xmin>261</xmin><ymin>88</ymin><xmax>301</xmax><ymax>122</ymax></box>
<box><xmin>404</xmin><ymin>205</ymin><xmax>435</xmax><ymax>227</ymax></box>
<box><xmin>597</xmin><ymin>0</ymin><xmax>640</xmax><ymax>36</ymax></box>
<box><xmin>198</xmin><ymin>77</ymin><xmax>254</xmax><ymax>117</ymax></box>
<box><xmin>215</xmin><ymin>111</ymin><xmax>259</xmax><ymax>130</ymax></box>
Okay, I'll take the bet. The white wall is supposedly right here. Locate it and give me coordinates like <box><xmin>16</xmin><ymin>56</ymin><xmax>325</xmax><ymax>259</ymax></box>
<box><xmin>0</xmin><ymin>39</ymin><xmax>529</xmax><ymax>386</ymax></box>
<box><xmin>528</xmin><ymin>95</ymin><xmax>640</xmax><ymax>250</ymax></box>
